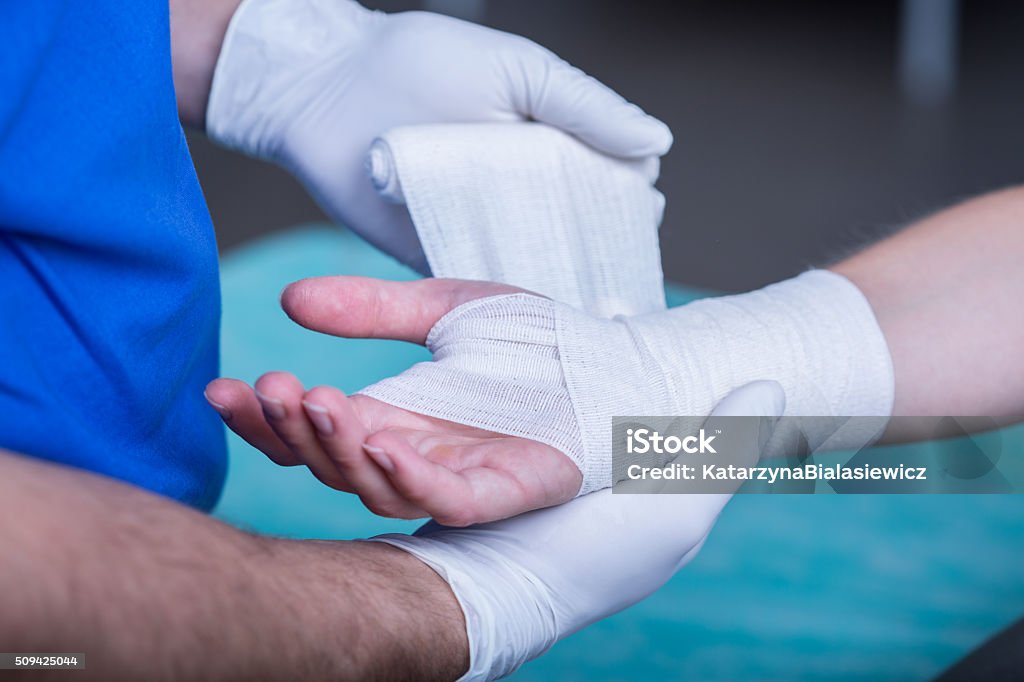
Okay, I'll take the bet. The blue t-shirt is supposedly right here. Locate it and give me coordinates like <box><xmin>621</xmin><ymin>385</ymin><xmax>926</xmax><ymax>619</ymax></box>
<box><xmin>0</xmin><ymin>1</ymin><xmax>226</xmax><ymax>509</ymax></box>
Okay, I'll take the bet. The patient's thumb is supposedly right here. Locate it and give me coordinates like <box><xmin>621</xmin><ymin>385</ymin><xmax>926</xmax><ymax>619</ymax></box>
<box><xmin>280</xmin><ymin>276</ymin><xmax>525</xmax><ymax>345</ymax></box>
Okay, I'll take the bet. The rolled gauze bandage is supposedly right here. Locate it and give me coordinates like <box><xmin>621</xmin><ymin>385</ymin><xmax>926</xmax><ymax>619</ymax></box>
<box><xmin>366</xmin><ymin>123</ymin><xmax>667</xmax><ymax>318</ymax></box>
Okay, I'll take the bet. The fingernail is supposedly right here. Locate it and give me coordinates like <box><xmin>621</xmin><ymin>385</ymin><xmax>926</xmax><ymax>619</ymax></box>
<box><xmin>302</xmin><ymin>401</ymin><xmax>334</xmax><ymax>436</ymax></box>
<box><xmin>255</xmin><ymin>390</ymin><xmax>286</xmax><ymax>420</ymax></box>
<box><xmin>363</xmin><ymin>444</ymin><xmax>394</xmax><ymax>473</ymax></box>
<box><xmin>203</xmin><ymin>390</ymin><xmax>232</xmax><ymax>421</ymax></box>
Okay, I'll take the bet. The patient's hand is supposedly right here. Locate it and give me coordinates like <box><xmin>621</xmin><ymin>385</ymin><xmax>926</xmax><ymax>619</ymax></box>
<box><xmin>205</xmin><ymin>277</ymin><xmax>582</xmax><ymax>526</ymax></box>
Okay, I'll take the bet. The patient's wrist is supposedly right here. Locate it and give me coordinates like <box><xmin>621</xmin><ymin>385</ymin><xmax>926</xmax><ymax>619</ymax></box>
<box><xmin>631</xmin><ymin>269</ymin><xmax>894</xmax><ymax>419</ymax></box>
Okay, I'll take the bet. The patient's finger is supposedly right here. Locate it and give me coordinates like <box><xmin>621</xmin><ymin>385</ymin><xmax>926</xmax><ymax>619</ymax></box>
<box><xmin>253</xmin><ymin>372</ymin><xmax>353</xmax><ymax>493</ymax></box>
<box><xmin>361</xmin><ymin>430</ymin><xmax>482</xmax><ymax>527</ymax></box>
<box><xmin>204</xmin><ymin>378</ymin><xmax>300</xmax><ymax>466</ymax></box>
<box><xmin>280</xmin><ymin>276</ymin><xmax>528</xmax><ymax>344</ymax></box>
<box><xmin>302</xmin><ymin>386</ymin><xmax>426</xmax><ymax>519</ymax></box>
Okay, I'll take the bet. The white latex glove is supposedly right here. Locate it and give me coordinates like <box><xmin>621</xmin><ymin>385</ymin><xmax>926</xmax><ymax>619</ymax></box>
<box><xmin>372</xmin><ymin>381</ymin><xmax>785</xmax><ymax>681</ymax></box>
<box><xmin>206</xmin><ymin>0</ymin><xmax>674</xmax><ymax>272</ymax></box>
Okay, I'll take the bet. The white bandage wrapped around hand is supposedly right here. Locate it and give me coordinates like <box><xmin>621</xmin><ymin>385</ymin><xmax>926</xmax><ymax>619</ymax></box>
<box><xmin>361</xmin><ymin>269</ymin><xmax>895</xmax><ymax>494</ymax></box>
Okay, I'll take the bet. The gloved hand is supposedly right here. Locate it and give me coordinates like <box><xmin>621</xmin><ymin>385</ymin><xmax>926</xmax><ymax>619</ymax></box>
<box><xmin>206</xmin><ymin>0</ymin><xmax>673</xmax><ymax>272</ymax></box>
<box><xmin>371</xmin><ymin>380</ymin><xmax>785</xmax><ymax>681</ymax></box>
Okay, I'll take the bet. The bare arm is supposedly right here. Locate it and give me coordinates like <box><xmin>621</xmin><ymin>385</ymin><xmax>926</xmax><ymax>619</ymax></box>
<box><xmin>0</xmin><ymin>450</ymin><xmax>467</xmax><ymax>680</ymax></box>
<box><xmin>170</xmin><ymin>0</ymin><xmax>239</xmax><ymax>128</ymax></box>
<box><xmin>831</xmin><ymin>186</ymin><xmax>1024</xmax><ymax>421</ymax></box>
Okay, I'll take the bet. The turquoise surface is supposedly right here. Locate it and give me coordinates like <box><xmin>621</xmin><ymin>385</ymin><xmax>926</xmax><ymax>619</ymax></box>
<box><xmin>215</xmin><ymin>226</ymin><xmax>1024</xmax><ymax>680</ymax></box>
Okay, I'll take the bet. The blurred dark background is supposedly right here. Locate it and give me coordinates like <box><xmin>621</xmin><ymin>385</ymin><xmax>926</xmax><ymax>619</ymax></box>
<box><xmin>188</xmin><ymin>0</ymin><xmax>1024</xmax><ymax>292</ymax></box>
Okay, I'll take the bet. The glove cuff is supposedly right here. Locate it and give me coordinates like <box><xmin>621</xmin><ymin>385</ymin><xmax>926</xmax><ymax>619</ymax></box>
<box><xmin>367</xmin><ymin>535</ymin><xmax>556</xmax><ymax>682</ymax></box>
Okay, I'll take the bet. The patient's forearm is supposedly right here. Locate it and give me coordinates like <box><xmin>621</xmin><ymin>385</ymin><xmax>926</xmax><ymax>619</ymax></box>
<box><xmin>0</xmin><ymin>450</ymin><xmax>467</xmax><ymax>680</ymax></box>
<box><xmin>831</xmin><ymin>186</ymin><xmax>1024</xmax><ymax>420</ymax></box>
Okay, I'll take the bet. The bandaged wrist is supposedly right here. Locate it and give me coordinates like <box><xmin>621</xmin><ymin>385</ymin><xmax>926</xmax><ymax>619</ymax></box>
<box><xmin>361</xmin><ymin>268</ymin><xmax>894</xmax><ymax>493</ymax></box>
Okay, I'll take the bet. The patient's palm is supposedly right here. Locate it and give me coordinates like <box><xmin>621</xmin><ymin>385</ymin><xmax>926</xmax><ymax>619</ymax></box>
<box><xmin>347</xmin><ymin>394</ymin><xmax>582</xmax><ymax>525</ymax></box>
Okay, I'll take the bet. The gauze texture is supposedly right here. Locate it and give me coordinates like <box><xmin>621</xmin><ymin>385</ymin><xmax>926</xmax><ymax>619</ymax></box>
<box><xmin>362</xmin><ymin>272</ymin><xmax>894</xmax><ymax>494</ymax></box>
<box><xmin>366</xmin><ymin>123</ymin><xmax>667</xmax><ymax>317</ymax></box>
